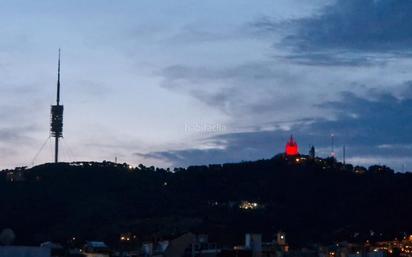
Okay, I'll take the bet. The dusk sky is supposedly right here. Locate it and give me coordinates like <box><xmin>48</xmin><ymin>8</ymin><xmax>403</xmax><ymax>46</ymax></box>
<box><xmin>2</xmin><ymin>0</ymin><xmax>412</xmax><ymax>170</ymax></box>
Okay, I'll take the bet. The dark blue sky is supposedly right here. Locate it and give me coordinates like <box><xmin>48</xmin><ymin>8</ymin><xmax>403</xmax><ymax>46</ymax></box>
<box><xmin>1</xmin><ymin>0</ymin><xmax>412</xmax><ymax>171</ymax></box>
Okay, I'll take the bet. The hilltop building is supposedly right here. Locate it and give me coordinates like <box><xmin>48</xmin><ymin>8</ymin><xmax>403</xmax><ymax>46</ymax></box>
<box><xmin>285</xmin><ymin>136</ymin><xmax>299</xmax><ymax>156</ymax></box>
<box><xmin>276</xmin><ymin>232</ymin><xmax>286</xmax><ymax>246</ymax></box>
<box><xmin>0</xmin><ymin>246</ymin><xmax>50</xmax><ymax>257</ymax></box>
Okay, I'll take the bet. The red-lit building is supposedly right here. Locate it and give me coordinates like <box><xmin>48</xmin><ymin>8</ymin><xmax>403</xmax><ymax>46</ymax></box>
<box><xmin>285</xmin><ymin>136</ymin><xmax>299</xmax><ymax>156</ymax></box>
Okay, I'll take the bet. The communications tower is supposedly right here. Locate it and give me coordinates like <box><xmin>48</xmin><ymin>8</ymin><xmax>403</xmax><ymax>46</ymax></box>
<box><xmin>50</xmin><ymin>49</ymin><xmax>64</xmax><ymax>163</ymax></box>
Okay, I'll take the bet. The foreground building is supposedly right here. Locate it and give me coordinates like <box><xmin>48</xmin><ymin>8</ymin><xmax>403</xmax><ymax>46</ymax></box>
<box><xmin>0</xmin><ymin>246</ymin><xmax>50</xmax><ymax>257</ymax></box>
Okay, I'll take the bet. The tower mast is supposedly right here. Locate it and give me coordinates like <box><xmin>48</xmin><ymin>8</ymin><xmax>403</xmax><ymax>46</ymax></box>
<box><xmin>51</xmin><ymin>49</ymin><xmax>64</xmax><ymax>163</ymax></box>
<box><xmin>57</xmin><ymin>49</ymin><xmax>61</xmax><ymax>105</ymax></box>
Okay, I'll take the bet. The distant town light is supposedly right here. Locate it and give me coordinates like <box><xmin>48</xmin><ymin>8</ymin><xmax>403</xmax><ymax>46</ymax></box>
<box><xmin>120</xmin><ymin>232</ymin><xmax>133</xmax><ymax>242</ymax></box>
<box><xmin>239</xmin><ymin>201</ymin><xmax>261</xmax><ymax>210</ymax></box>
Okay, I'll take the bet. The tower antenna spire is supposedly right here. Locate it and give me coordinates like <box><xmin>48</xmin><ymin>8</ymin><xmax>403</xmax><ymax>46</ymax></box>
<box><xmin>51</xmin><ymin>49</ymin><xmax>64</xmax><ymax>163</ymax></box>
<box><xmin>57</xmin><ymin>48</ymin><xmax>61</xmax><ymax>105</ymax></box>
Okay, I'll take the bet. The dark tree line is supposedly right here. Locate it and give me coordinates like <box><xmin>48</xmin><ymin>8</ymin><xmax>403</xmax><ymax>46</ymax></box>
<box><xmin>0</xmin><ymin>157</ymin><xmax>410</xmax><ymax>248</ymax></box>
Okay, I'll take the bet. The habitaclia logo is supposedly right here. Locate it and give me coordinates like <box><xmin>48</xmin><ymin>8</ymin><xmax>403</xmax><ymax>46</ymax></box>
<box><xmin>184</xmin><ymin>121</ymin><xmax>227</xmax><ymax>136</ymax></box>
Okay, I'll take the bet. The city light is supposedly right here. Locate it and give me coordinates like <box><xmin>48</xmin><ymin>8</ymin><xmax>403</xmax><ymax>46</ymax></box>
<box><xmin>239</xmin><ymin>201</ymin><xmax>261</xmax><ymax>210</ymax></box>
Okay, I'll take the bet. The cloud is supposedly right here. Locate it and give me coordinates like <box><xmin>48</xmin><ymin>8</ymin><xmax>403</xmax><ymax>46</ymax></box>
<box><xmin>287</xmin><ymin>0</ymin><xmax>412</xmax><ymax>51</ymax></box>
<box><xmin>0</xmin><ymin>126</ymin><xmax>35</xmax><ymax>144</ymax></box>
<box><xmin>252</xmin><ymin>0</ymin><xmax>412</xmax><ymax>65</ymax></box>
<box><xmin>139</xmin><ymin>85</ymin><xmax>412</xmax><ymax>170</ymax></box>
<box><xmin>158</xmin><ymin>61</ymin><xmax>333</xmax><ymax>126</ymax></box>
<box><xmin>0</xmin><ymin>125</ymin><xmax>39</xmax><ymax>167</ymax></box>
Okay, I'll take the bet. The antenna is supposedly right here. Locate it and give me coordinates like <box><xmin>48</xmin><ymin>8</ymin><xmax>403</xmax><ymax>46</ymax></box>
<box><xmin>57</xmin><ymin>49</ymin><xmax>61</xmax><ymax>105</ymax></box>
<box><xmin>343</xmin><ymin>145</ymin><xmax>346</xmax><ymax>165</ymax></box>
<box><xmin>50</xmin><ymin>49</ymin><xmax>64</xmax><ymax>163</ymax></box>
<box><xmin>330</xmin><ymin>133</ymin><xmax>335</xmax><ymax>158</ymax></box>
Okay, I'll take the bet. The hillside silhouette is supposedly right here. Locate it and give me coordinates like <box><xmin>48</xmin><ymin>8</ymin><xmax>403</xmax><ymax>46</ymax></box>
<box><xmin>1</xmin><ymin>156</ymin><xmax>411</xmax><ymax>247</ymax></box>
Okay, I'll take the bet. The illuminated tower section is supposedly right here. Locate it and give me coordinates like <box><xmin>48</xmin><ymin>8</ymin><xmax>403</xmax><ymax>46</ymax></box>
<box><xmin>285</xmin><ymin>135</ymin><xmax>299</xmax><ymax>156</ymax></box>
<box><xmin>50</xmin><ymin>49</ymin><xmax>64</xmax><ymax>163</ymax></box>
